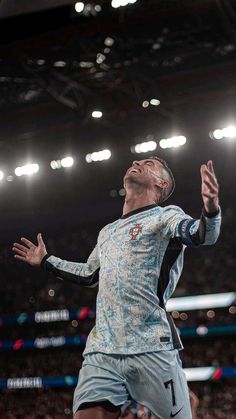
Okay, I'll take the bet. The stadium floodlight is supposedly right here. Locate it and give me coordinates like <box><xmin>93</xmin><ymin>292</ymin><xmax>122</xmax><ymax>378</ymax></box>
<box><xmin>142</xmin><ymin>101</ymin><xmax>149</xmax><ymax>108</ymax></box>
<box><xmin>111</xmin><ymin>0</ymin><xmax>137</xmax><ymax>8</ymax></box>
<box><xmin>0</xmin><ymin>170</ymin><xmax>4</xmax><ymax>181</ymax></box>
<box><xmin>94</xmin><ymin>5</ymin><xmax>102</xmax><ymax>12</ymax></box>
<box><xmin>104</xmin><ymin>37</ymin><xmax>114</xmax><ymax>46</ymax></box>
<box><xmin>212</xmin><ymin>129</ymin><xmax>223</xmax><ymax>140</ymax></box>
<box><xmin>75</xmin><ymin>2</ymin><xmax>84</xmax><ymax>13</ymax></box>
<box><xmin>15</xmin><ymin>164</ymin><xmax>39</xmax><ymax>177</ymax></box>
<box><xmin>111</xmin><ymin>0</ymin><xmax>121</xmax><ymax>7</ymax></box>
<box><xmin>211</xmin><ymin>125</ymin><xmax>236</xmax><ymax>140</ymax></box>
<box><xmin>92</xmin><ymin>110</ymin><xmax>103</xmax><ymax>118</ymax></box>
<box><xmin>50</xmin><ymin>160</ymin><xmax>61</xmax><ymax>170</ymax></box>
<box><xmin>132</xmin><ymin>141</ymin><xmax>157</xmax><ymax>154</ymax></box>
<box><xmin>61</xmin><ymin>157</ymin><xmax>74</xmax><ymax>168</ymax></box>
<box><xmin>79</xmin><ymin>61</ymin><xmax>94</xmax><ymax>68</ymax></box>
<box><xmin>37</xmin><ymin>59</ymin><xmax>46</xmax><ymax>66</ymax></box>
<box><xmin>50</xmin><ymin>157</ymin><xmax>74</xmax><ymax>169</ymax></box>
<box><xmin>96</xmin><ymin>53</ymin><xmax>106</xmax><ymax>64</ymax></box>
<box><xmin>150</xmin><ymin>98</ymin><xmax>160</xmax><ymax>106</ymax></box>
<box><xmin>222</xmin><ymin>126</ymin><xmax>236</xmax><ymax>137</ymax></box>
<box><xmin>159</xmin><ymin>135</ymin><xmax>186</xmax><ymax>149</ymax></box>
<box><xmin>85</xmin><ymin>149</ymin><xmax>111</xmax><ymax>163</ymax></box>
<box><xmin>53</xmin><ymin>61</ymin><xmax>66</xmax><ymax>68</ymax></box>
<box><xmin>48</xmin><ymin>289</ymin><xmax>55</xmax><ymax>297</ymax></box>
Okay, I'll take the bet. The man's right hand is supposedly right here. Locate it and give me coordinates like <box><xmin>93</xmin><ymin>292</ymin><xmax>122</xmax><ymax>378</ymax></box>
<box><xmin>12</xmin><ymin>233</ymin><xmax>47</xmax><ymax>267</ymax></box>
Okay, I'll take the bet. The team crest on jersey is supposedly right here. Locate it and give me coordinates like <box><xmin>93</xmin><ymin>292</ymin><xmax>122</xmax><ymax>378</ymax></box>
<box><xmin>130</xmin><ymin>224</ymin><xmax>142</xmax><ymax>240</ymax></box>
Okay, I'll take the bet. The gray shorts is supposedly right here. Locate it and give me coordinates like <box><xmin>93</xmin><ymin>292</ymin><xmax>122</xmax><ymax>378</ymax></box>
<box><xmin>73</xmin><ymin>350</ymin><xmax>192</xmax><ymax>419</ymax></box>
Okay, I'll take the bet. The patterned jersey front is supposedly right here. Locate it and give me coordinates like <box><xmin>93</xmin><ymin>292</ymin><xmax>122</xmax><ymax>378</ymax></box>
<box><xmin>42</xmin><ymin>204</ymin><xmax>221</xmax><ymax>355</ymax></box>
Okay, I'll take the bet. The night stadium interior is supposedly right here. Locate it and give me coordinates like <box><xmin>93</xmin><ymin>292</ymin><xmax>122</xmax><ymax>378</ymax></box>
<box><xmin>0</xmin><ymin>1</ymin><xmax>236</xmax><ymax>418</ymax></box>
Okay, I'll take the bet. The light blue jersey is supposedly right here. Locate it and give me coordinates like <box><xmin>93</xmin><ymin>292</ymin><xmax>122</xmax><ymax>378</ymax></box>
<box><xmin>42</xmin><ymin>204</ymin><xmax>221</xmax><ymax>355</ymax></box>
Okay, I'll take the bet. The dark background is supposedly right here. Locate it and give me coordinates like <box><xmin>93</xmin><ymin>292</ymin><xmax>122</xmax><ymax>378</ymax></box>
<box><xmin>0</xmin><ymin>0</ymin><xmax>235</xmax><ymax>238</ymax></box>
<box><xmin>0</xmin><ymin>1</ymin><xmax>235</xmax><ymax>418</ymax></box>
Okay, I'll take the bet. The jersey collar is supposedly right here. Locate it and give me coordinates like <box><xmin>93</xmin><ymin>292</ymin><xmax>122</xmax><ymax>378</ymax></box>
<box><xmin>121</xmin><ymin>204</ymin><xmax>158</xmax><ymax>219</ymax></box>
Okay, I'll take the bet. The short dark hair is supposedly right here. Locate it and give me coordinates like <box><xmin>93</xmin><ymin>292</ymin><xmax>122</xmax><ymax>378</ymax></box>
<box><xmin>149</xmin><ymin>156</ymin><xmax>175</xmax><ymax>203</ymax></box>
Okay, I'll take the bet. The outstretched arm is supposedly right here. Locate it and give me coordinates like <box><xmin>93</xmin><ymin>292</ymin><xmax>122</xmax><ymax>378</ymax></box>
<box><xmin>13</xmin><ymin>234</ymin><xmax>100</xmax><ymax>287</ymax></box>
<box><xmin>13</xmin><ymin>233</ymin><xmax>47</xmax><ymax>266</ymax></box>
<box><xmin>196</xmin><ymin>159</ymin><xmax>221</xmax><ymax>245</ymax></box>
<box><xmin>200</xmin><ymin>160</ymin><xmax>219</xmax><ymax>214</ymax></box>
<box><xmin>162</xmin><ymin>160</ymin><xmax>221</xmax><ymax>246</ymax></box>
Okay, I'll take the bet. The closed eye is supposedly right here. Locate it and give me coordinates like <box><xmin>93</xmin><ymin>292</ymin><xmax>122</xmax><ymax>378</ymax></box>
<box><xmin>144</xmin><ymin>160</ymin><xmax>154</xmax><ymax>166</ymax></box>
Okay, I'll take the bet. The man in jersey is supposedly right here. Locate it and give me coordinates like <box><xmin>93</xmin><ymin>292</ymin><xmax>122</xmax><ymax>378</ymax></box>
<box><xmin>13</xmin><ymin>158</ymin><xmax>221</xmax><ymax>419</ymax></box>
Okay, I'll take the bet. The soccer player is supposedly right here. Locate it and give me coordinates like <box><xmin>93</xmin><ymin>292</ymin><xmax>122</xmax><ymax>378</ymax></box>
<box><xmin>13</xmin><ymin>158</ymin><xmax>221</xmax><ymax>419</ymax></box>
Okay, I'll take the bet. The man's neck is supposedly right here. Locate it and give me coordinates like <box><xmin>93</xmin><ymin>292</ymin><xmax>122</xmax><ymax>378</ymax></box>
<box><xmin>123</xmin><ymin>191</ymin><xmax>158</xmax><ymax>216</ymax></box>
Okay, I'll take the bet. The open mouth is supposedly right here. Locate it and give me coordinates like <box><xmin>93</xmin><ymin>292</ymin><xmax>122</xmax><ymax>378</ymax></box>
<box><xmin>128</xmin><ymin>167</ymin><xmax>141</xmax><ymax>174</ymax></box>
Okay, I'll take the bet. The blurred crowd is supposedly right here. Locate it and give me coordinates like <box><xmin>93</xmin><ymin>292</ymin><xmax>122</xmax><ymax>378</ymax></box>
<box><xmin>0</xmin><ymin>348</ymin><xmax>83</xmax><ymax>380</ymax></box>
<box><xmin>181</xmin><ymin>338</ymin><xmax>236</xmax><ymax>368</ymax></box>
<box><xmin>0</xmin><ymin>338</ymin><xmax>235</xmax><ymax>380</ymax></box>
<box><xmin>190</xmin><ymin>380</ymin><xmax>236</xmax><ymax>419</ymax></box>
<box><xmin>0</xmin><ymin>388</ymin><xmax>73</xmax><ymax>418</ymax></box>
<box><xmin>1</xmin><ymin>306</ymin><xmax>234</xmax><ymax>342</ymax></box>
<box><xmin>1</xmin><ymin>381</ymin><xmax>236</xmax><ymax>419</ymax></box>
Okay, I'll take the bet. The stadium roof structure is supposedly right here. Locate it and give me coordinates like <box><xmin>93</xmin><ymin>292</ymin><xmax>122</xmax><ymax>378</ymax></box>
<box><xmin>0</xmin><ymin>0</ymin><xmax>235</xmax><ymax>223</ymax></box>
<box><xmin>1</xmin><ymin>0</ymin><xmax>236</xmax><ymax>113</ymax></box>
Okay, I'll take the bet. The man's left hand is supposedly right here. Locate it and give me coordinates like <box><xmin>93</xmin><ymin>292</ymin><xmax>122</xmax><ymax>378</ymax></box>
<box><xmin>200</xmin><ymin>160</ymin><xmax>219</xmax><ymax>213</ymax></box>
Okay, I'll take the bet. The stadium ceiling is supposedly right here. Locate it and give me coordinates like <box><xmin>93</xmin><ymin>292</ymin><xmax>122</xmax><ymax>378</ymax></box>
<box><xmin>0</xmin><ymin>0</ymin><xmax>236</xmax><ymax>170</ymax></box>
<box><xmin>0</xmin><ymin>0</ymin><xmax>236</xmax><ymax>112</ymax></box>
<box><xmin>0</xmin><ymin>0</ymin><xmax>235</xmax><ymax>229</ymax></box>
<box><xmin>0</xmin><ymin>0</ymin><xmax>78</xmax><ymax>19</ymax></box>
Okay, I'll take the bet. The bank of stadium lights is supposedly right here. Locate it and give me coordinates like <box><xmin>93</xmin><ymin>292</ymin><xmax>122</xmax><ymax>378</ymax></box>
<box><xmin>131</xmin><ymin>140</ymin><xmax>157</xmax><ymax>154</ymax></box>
<box><xmin>79</xmin><ymin>61</ymin><xmax>94</xmax><ymax>68</ymax></box>
<box><xmin>15</xmin><ymin>164</ymin><xmax>39</xmax><ymax>177</ymax></box>
<box><xmin>50</xmin><ymin>157</ymin><xmax>74</xmax><ymax>170</ymax></box>
<box><xmin>74</xmin><ymin>2</ymin><xmax>102</xmax><ymax>15</ymax></box>
<box><xmin>92</xmin><ymin>110</ymin><xmax>103</xmax><ymax>118</ymax></box>
<box><xmin>142</xmin><ymin>98</ymin><xmax>161</xmax><ymax>108</ymax></box>
<box><xmin>111</xmin><ymin>0</ymin><xmax>137</xmax><ymax>8</ymax></box>
<box><xmin>85</xmin><ymin>149</ymin><xmax>111</xmax><ymax>163</ymax></box>
<box><xmin>159</xmin><ymin>136</ymin><xmax>187</xmax><ymax>149</ymax></box>
<box><xmin>131</xmin><ymin>135</ymin><xmax>187</xmax><ymax>152</ymax></box>
<box><xmin>210</xmin><ymin>125</ymin><xmax>236</xmax><ymax>140</ymax></box>
<box><xmin>110</xmin><ymin>188</ymin><xmax>125</xmax><ymax>197</ymax></box>
<box><xmin>0</xmin><ymin>170</ymin><xmax>4</xmax><ymax>181</ymax></box>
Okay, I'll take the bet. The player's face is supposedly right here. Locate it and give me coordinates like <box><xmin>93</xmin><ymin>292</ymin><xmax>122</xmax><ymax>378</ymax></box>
<box><xmin>124</xmin><ymin>159</ymin><xmax>165</xmax><ymax>188</ymax></box>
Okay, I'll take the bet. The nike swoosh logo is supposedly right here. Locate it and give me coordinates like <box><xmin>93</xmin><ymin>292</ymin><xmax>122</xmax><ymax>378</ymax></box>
<box><xmin>170</xmin><ymin>406</ymin><xmax>184</xmax><ymax>417</ymax></box>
